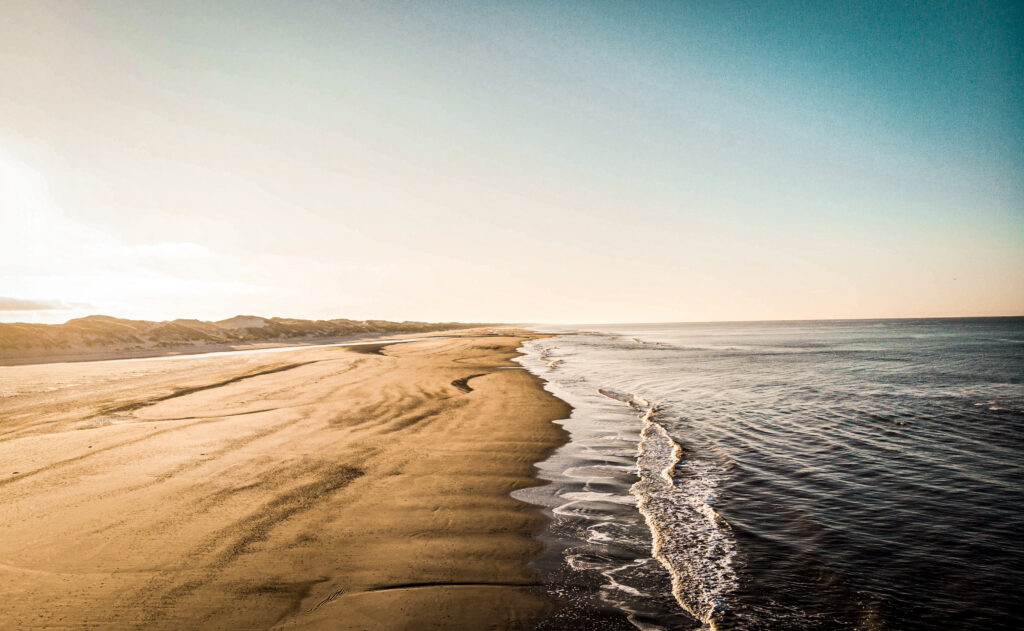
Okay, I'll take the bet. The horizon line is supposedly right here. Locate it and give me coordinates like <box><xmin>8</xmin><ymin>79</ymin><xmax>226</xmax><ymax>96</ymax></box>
<box><xmin>3</xmin><ymin>312</ymin><xmax>1023</xmax><ymax>327</ymax></box>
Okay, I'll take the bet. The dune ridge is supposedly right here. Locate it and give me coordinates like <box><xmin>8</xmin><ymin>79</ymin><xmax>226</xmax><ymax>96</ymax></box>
<box><xmin>0</xmin><ymin>314</ymin><xmax>479</xmax><ymax>365</ymax></box>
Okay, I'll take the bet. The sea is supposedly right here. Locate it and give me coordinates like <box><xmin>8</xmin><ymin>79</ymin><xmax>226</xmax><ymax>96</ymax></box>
<box><xmin>513</xmin><ymin>318</ymin><xmax>1024</xmax><ymax>631</ymax></box>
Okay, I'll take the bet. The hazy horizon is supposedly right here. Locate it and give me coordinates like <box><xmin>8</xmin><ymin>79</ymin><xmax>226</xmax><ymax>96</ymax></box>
<box><xmin>4</xmin><ymin>311</ymin><xmax>1024</xmax><ymax>329</ymax></box>
<box><xmin>3</xmin><ymin>1</ymin><xmax>1022</xmax><ymax>324</ymax></box>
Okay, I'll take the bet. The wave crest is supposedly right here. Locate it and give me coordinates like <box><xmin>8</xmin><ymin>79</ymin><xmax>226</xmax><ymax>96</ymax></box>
<box><xmin>599</xmin><ymin>387</ymin><xmax>738</xmax><ymax>628</ymax></box>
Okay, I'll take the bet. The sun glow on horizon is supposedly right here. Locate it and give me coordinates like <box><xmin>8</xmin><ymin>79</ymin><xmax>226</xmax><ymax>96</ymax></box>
<box><xmin>2</xmin><ymin>2</ymin><xmax>1022</xmax><ymax>324</ymax></box>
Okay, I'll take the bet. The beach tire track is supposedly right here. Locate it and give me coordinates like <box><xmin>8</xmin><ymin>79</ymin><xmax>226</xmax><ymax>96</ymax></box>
<box><xmin>0</xmin><ymin>414</ymin><xmax>239</xmax><ymax>490</ymax></box>
<box><xmin>90</xmin><ymin>411</ymin><xmax>302</xmax><ymax>502</ymax></box>
<box><xmin>99</xmin><ymin>361</ymin><xmax>319</xmax><ymax>415</ymax></box>
<box><xmin>128</xmin><ymin>461</ymin><xmax>364</xmax><ymax>629</ymax></box>
<box><xmin>308</xmin><ymin>587</ymin><xmax>345</xmax><ymax>612</ymax></box>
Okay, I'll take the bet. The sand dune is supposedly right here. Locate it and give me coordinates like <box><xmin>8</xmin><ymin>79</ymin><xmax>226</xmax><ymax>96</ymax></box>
<box><xmin>0</xmin><ymin>315</ymin><xmax>478</xmax><ymax>365</ymax></box>
<box><xmin>0</xmin><ymin>334</ymin><xmax>568</xmax><ymax>629</ymax></box>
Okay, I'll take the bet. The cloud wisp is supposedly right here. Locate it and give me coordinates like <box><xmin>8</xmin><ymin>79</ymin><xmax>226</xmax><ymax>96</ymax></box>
<box><xmin>0</xmin><ymin>297</ymin><xmax>81</xmax><ymax>312</ymax></box>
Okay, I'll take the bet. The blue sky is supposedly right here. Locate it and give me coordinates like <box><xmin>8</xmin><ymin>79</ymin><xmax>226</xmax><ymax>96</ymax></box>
<box><xmin>1</xmin><ymin>1</ymin><xmax>1021</xmax><ymax>322</ymax></box>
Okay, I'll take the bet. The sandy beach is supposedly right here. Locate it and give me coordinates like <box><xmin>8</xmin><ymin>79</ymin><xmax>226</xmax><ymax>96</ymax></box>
<box><xmin>0</xmin><ymin>334</ymin><xmax>569</xmax><ymax>629</ymax></box>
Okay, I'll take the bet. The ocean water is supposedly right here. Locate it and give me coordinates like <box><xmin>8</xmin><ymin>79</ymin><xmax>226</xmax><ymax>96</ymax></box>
<box><xmin>514</xmin><ymin>318</ymin><xmax>1024</xmax><ymax>630</ymax></box>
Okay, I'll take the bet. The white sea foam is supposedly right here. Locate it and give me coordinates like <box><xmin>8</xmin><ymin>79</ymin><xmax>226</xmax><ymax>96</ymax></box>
<box><xmin>599</xmin><ymin>387</ymin><xmax>738</xmax><ymax>629</ymax></box>
<box><xmin>560</xmin><ymin>490</ymin><xmax>638</xmax><ymax>505</ymax></box>
<box><xmin>515</xmin><ymin>336</ymin><xmax>737</xmax><ymax>629</ymax></box>
<box><xmin>538</xmin><ymin>346</ymin><xmax>566</xmax><ymax>369</ymax></box>
<box><xmin>521</xmin><ymin>321</ymin><xmax>1024</xmax><ymax>630</ymax></box>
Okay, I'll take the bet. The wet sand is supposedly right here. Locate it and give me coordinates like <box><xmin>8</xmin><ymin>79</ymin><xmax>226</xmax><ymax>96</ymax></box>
<box><xmin>0</xmin><ymin>334</ymin><xmax>569</xmax><ymax>629</ymax></box>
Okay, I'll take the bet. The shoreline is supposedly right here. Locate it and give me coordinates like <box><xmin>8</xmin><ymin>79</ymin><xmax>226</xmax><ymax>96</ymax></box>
<box><xmin>0</xmin><ymin>327</ymin><xmax>495</xmax><ymax>367</ymax></box>
<box><xmin>0</xmin><ymin>333</ymin><xmax>571</xmax><ymax>629</ymax></box>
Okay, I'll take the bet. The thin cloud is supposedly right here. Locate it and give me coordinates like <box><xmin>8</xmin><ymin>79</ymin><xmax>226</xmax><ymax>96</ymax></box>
<box><xmin>0</xmin><ymin>297</ymin><xmax>77</xmax><ymax>311</ymax></box>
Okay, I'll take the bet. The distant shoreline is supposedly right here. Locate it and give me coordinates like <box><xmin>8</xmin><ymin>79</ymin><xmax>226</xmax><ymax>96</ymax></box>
<box><xmin>0</xmin><ymin>329</ymin><xmax>479</xmax><ymax>367</ymax></box>
<box><xmin>0</xmin><ymin>315</ymin><xmax>491</xmax><ymax>366</ymax></box>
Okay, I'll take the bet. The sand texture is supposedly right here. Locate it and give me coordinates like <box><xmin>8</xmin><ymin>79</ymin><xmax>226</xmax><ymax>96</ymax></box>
<box><xmin>0</xmin><ymin>335</ymin><xmax>569</xmax><ymax>629</ymax></box>
<box><xmin>0</xmin><ymin>315</ymin><xmax>478</xmax><ymax>365</ymax></box>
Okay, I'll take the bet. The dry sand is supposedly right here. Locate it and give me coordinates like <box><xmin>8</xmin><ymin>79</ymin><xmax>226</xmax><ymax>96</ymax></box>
<box><xmin>0</xmin><ymin>334</ymin><xmax>569</xmax><ymax>629</ymax></box>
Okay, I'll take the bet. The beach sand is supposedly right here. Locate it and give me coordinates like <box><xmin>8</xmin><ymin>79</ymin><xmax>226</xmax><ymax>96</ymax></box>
<box><xmin>0</xmin><ymin>334</ymin><xmax>569</xmax><ymax>629</ymax></box>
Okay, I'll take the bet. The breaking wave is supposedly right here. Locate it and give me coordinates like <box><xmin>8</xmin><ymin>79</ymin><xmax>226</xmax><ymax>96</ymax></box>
<box><xmin>598</xmin><ymin>388</ymin><xmax>738</xmax><ymax>628</ymax></box>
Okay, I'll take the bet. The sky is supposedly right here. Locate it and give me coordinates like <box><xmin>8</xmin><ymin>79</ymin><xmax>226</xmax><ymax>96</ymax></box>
<box><xmin>2</xmin><ymin>0</ymin><xmax>1022</xmax><ymax>324</ymax></box>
